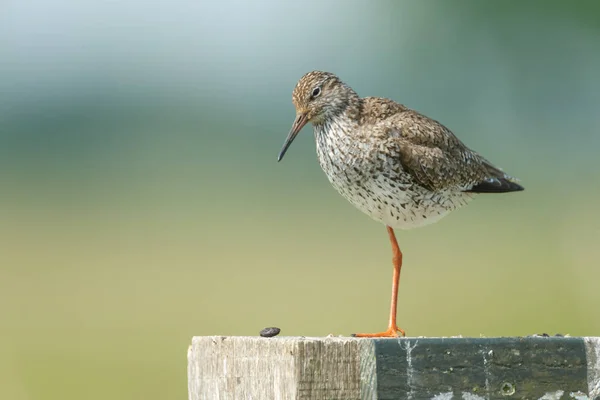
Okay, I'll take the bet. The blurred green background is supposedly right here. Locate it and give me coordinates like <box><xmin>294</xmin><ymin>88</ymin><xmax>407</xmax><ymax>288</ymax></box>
<box><xmin>1</xmin><ymin>1</ymin><xmax>599</xmax><ymax>399</ymax></box>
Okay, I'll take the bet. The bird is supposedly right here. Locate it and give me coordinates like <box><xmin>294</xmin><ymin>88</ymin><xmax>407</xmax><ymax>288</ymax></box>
<box><xmin>277</xmin><ymin>71</ymin><xmax>524</xmax><ymax>338</ymax></box>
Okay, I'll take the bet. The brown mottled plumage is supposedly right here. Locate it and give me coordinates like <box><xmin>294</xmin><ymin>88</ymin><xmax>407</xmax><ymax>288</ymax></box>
<box><xmin>277</xmin><ymin>71</ymin><xmax>523</xmax><ymax>337</ymax></box>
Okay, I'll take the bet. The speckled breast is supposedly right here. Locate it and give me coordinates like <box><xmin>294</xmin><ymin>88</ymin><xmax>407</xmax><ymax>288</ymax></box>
<box><xmin>314</xmin><ymin>123</ymin><xmax>473</xmax><ymax>230</ymax></box>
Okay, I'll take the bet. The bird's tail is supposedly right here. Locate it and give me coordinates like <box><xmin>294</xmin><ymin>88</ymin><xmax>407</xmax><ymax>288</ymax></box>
<box><xmin>466</xmin><ymin>160</ymin><xmax>524</xmax><ymax>193</ymax></box>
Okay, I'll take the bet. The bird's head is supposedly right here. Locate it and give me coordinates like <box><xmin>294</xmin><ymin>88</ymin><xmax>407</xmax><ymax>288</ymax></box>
<box><xmin>277</xmin><ymin>71</ymin><xmax>357</xmax><ymax>162</ymax></box>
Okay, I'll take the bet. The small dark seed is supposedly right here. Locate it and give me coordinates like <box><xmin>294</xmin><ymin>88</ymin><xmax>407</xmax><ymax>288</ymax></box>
<box><xmin>260</xmin><ymin>327</ymin><xmax>281</xmax><ymax>338</ymax></box>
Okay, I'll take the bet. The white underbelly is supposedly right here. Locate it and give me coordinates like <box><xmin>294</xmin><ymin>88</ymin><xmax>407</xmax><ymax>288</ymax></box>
<box><xmin>331</xmin><ymin>175</ymin><xmax>474</xmax><ymax>230</ymax></box>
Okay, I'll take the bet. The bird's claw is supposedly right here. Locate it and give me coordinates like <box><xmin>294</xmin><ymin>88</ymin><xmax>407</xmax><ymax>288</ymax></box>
<box><xmin>351</xmin><ymin>325</ymin><xmax>406</xmax><ymax>338</ymax></box>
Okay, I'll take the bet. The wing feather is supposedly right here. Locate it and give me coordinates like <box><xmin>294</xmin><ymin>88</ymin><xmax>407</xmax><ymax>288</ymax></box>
<box><xmin>380</xmin><ymin>109</ymin><xmax>521</xmax><ymax>192</ymax></box>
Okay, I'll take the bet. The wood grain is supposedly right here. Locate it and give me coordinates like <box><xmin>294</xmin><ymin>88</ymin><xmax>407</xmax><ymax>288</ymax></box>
<box><xmin>188</xmin><ymin>336</ymin><xmax>600</xmax><ymax>400</ymax></box>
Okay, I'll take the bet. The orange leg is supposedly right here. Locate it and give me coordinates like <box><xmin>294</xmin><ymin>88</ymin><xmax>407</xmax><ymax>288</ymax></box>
<box><xmin>352</xmin><ymin>226</ymin><xmax>406</xmax><ymax>338</ymax></box>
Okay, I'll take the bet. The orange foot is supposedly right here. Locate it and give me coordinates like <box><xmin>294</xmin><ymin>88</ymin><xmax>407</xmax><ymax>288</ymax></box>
<box><xmin>351</xmin><ymin>325</ymin><xmax>406</xmax><ymax>338</ymax></box>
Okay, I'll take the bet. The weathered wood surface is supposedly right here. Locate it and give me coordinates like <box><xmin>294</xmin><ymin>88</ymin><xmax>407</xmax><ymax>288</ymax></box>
<box><xmin>188</xmin><ymin>336</ymin><xmax>600</xmax><ymax>400</ymax></box>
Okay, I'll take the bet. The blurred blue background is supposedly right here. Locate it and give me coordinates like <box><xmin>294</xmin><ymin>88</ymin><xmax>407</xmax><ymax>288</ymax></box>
<box><xmin>1</xmin><ymin>1</ymin><xmax>599</xmax><ymax>399</ymax></box>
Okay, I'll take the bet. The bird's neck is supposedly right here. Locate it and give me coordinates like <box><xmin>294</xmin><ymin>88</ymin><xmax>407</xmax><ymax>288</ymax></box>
<box><xmin>314</xmin><ymin>93</ymin><xmax>362</xmax><ymax>132</ymax></box>
<box><xmin>313</xmin><ymin>107</ymin><xmax>360</xmax><ymax>153</ymax></box>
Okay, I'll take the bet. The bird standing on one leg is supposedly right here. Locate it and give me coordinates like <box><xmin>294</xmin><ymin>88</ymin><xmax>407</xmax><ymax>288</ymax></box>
<box><xmin>277</xmin><ymin>71</ymin><xmax>524</xmax><ymax>338</ymax></box>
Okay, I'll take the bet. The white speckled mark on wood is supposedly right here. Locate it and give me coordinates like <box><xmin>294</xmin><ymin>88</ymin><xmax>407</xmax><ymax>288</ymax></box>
<box><xmin>585</xmin><ymin>337</ymin><xmax>600</xmax><ymax>399</ymax></box>
<box><xmin>462</xmin><ymin>393</ymin><xmax>486</xmax><ymax>400</ymax></box>
<box><xmin>539</xmin><ymin>390</ymin><xmax>565</xmax><ymax>400</ymax></box>
<box><xmin>570</xmin><ymin>390</ymin><xmax>591</xmax><ymax>399</ymax></box>
<box><xmin>400</xmin><ymin>339</ymin><xmax>418</xmax><ymax>400</ymax></box>
<box><xmin>431</xmin><ymin>392</ymin><xmax>453</xmax><ymax>400</ymax></box>
<box><xmin>480</xmin><ymin>347</ymin><xmax>492</xmax><ymax>398</ymax></box>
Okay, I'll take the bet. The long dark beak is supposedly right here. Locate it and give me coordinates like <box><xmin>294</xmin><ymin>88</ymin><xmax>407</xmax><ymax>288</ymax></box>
<box><xmin>277</xmin><ymin>113</ymin><xmax>309</xmax><ymax>162</ymax></box>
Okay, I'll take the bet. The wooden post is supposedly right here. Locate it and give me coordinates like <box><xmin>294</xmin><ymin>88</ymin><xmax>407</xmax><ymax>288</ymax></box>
<box><xmin>188</xmin><ymin>336</ymin><xmax>600</xmax><ymax>400</ymax></box>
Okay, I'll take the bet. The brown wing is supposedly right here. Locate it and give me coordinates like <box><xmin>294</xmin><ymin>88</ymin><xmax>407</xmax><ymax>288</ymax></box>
<box><xmin>384</xmin><ymin>109</ymin><xmax>522</xmax><ymax>192</ymax></box>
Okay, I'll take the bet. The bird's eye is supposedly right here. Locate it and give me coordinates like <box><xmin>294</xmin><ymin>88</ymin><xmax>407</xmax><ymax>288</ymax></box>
<box><xmin>311</xmin><ymin>87</ymin><xmax>321</xmax><ymax>98</ymax></box>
